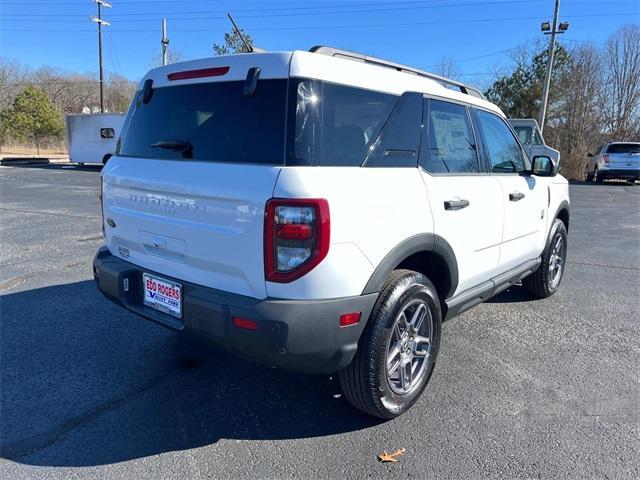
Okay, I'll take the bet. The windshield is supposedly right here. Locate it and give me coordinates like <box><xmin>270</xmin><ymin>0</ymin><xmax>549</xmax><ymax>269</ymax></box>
<box><xmin>118</xmin><ymin>79</ymin><xmax>287</xmax><ymax>164</ymax></box>
<box><xmin>606</xmin><ymin>143</ymin><xmax>640</xmax><ymax>154</ymax></box>
<box><xmin>513</xmin><ymin>126</ymin><xmax>532</xmax><ymax>145</ymax></box>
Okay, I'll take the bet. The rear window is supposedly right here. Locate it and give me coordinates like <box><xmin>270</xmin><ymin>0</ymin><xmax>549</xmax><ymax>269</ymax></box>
<box><xmin>118</xmin><ymin>80</ymin><xmax>287</xmax><ymax>164</ymax></box>
<box><xmin>606</xmin><ymin>143</ymin><xmax>640</xmax><ymax>154</ymax></box>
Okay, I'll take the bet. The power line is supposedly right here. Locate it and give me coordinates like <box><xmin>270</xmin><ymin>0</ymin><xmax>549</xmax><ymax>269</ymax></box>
<box><xmin>0</xmin><ymin>0</ymin><xmax>541</xmax><ymax>19</ymax></box>
<box><xmin>2</xmin><ymin>12</ymin><xmax>635</xmax><ymax>31</ymax></box>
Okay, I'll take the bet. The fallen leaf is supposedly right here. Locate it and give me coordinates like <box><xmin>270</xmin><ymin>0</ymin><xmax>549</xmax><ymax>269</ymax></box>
<box><xmin>377</xmin><ymin>447</ymin><xmax>406</xmax><ymax>463</ymax></box>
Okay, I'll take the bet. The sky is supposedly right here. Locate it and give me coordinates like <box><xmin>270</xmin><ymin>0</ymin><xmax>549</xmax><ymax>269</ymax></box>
<box><xmin>1</xmin><ymin>0</ymin><xmax>639</xmax><ymax>88</ymax></box>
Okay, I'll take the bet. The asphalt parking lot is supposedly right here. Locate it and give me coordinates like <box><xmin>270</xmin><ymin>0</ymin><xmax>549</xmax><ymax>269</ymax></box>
<box><xmin>1</xmin><ymin>164</ymin><xmax>639</xmax><ymax>479</ymax></box>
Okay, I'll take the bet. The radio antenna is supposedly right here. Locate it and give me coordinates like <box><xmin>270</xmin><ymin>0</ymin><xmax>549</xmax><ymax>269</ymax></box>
<box><xmin>227</xmin><ymin>14</ymin><xmax>253</xmax><ymax>53</ymax></box>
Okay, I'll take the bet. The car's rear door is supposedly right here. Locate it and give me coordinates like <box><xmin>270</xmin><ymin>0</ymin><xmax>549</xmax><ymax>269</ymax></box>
<box><xmin>473</xmin><ymin>109</ymin><xmax>547</xmax><ymax>273</ymax></box>
<box><xmin>419</xmin><ymin>98</ymin><xmax>504</xmax><ymax>296</ymax></box>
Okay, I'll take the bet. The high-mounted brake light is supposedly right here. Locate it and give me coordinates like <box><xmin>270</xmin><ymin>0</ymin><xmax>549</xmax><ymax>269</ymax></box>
<box><xmin>264</xmin><ymin>199</ymin><xmax>330</xmax><ymax>283</ymax></box>
<box><xmin>167</xmin><ymin>66</ymin><xmax>230</xmax><ymax>81</ymax></box>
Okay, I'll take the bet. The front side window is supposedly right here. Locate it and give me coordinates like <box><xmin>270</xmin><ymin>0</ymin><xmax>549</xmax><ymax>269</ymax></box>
<box><xmin>476</xmin><ymin>110</ymin><xmax>526</xmax><ymax>173</ymax></box>
<box><xmin>288</xmin><ymin>80</ymin><xmax>398</xmax><ymax>166</ymax></box>
<box><xmin>118</xmin><ymin>80</ymin><xmax>287</xmax><ymax>164</ymax></box>
<box><xmin>422</xmin><ymin>99</ymin><xmax>479</xmax><ymax>173</ymax></box>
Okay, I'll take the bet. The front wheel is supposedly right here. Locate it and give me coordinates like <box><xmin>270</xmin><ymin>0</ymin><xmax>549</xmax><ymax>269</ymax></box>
<box><xmin>339</xmin><ymin>270</ymin><xmax>442</xmax><ymax>419</ymax></box>
<box><xmin>522</xmin><ymin>219</ymin><xmax>568</xmax><ymax>299</ymax></box>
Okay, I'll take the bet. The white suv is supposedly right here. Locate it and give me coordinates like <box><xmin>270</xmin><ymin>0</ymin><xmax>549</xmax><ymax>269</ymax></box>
<box><xmin>94</xmin><ymin>47</ymin><xmax>570</xmax><ymax>419</ymax></box>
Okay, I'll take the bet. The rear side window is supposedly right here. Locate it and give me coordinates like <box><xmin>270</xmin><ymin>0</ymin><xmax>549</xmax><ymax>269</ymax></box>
<box><xmin>288</xmin><ymin>80</ymin><xmax>398</xmax><ymax>166</ymax></box>
<box><xmin>606</xmin><ymin>143</ymin><xmax>640</xmax><ymax>154</ymax></box>
<box><xmin>476</xmin><ymin>110</ymin><xmax>526</xmax><ymax>173</ymax></box>
<box><xmin>118</xmin><ymin>80</ymin><xmax>287</xmax><ymax>164</ymax></box>
<box><xmin>422</xmin><ymin>99</ymin><xmax>479</xmax><ymax>173</ymax></box>
<box><xmin>364</xmin><ymin>92</ymin><xmax>423</xmax><ymax>167</ymax></box>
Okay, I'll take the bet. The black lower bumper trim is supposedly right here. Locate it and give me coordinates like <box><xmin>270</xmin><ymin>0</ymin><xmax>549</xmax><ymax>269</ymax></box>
<box><xmin>93</xmin><ymin>247</ymin><xmax>378</xmax><ymax>374</ymax></box>
<box><xmin>599</xmin><ymin>169</ymin><xmax>640</xmax><ymax>179</ymax></box>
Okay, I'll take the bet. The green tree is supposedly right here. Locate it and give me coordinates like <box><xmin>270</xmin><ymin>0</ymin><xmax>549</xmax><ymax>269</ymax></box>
<box><xmin>485</xmin><ymin>44</ymin><xmax>571</xmax><ymax>120</ymax></box>
<box><xmin>213</xmin><ymin>29</ymin><xmax>254</xmax><ymax>55</ymax></box>
<box><xmin>0</xmin><ymin>85</ymin><xmax>64</xmax><ymax>154</ymax></box>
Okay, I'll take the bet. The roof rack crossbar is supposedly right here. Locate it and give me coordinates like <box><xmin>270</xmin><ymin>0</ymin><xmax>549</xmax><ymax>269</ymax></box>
<box><xmin>309</xmin><ymin>46</ymin><xmax>485</xmax><ymax>100</ymax></box>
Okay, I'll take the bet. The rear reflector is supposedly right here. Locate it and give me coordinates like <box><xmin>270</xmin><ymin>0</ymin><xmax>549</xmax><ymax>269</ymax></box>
<box><xmin>167</xmin><ymin>66</ymin><xmax>230</xmax><ymax>81</ymax></box>
<box><xmin>232</xmin><ymin>317</ymin><xmax>258</xmax><ymax>331</ymax></box>
<box><xmin>339</xmin><ymin>312</ymin><xmax>361</xmax><ymax>327</ymax></box>
<box><xmin>276</xmin><ymin>223</ymin><xmax>313</xmax><ymax>240</ymax></box>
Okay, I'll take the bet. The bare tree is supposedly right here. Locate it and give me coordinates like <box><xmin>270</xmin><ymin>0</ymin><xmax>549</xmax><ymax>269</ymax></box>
<box><xmin>546</xmin><ymin>44</ymin><xmax>604</xmax><ymax>179</ymax></box>
<box><xmin>149</xmin><ymin>47</ymin><xmax>186</xmax><ymax>68</ymax></box>
<box><xmin>433</xmin><ymin>55</ymin><xmax>460</xmax><ymax>81</ymax></box>
<box><xmin>0</xmin><ymin>57</ymin><xmax>28</xmax><ymax>109</ymax></box>
<box><xmin>599</xmin><ymin>24</ymin><xmax>640</xmax><ymax>139</ymax></box>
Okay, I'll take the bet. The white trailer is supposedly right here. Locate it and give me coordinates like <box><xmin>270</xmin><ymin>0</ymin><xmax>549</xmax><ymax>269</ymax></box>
<box><xmin>66</xmin><ymin>113</ymin><xmax>125</xmax><ymax>165</ymax></box>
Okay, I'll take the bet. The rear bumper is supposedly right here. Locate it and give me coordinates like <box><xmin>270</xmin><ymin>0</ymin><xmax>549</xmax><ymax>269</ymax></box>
<box><xmin>93</xmin><ymin>247</ymin><xmax>377</xmax><ymax>374</ymax></box>
<box><xmin>599</xmin><ymin>168</ymin><xmax>640</xmax><ymax>179</ymax></box>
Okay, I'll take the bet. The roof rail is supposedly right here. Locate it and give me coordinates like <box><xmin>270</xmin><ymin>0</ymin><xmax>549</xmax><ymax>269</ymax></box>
<box><xmin>309</xmin><ymin>46</ymin><xmax>485</xmax><ymax>100</ymax></box>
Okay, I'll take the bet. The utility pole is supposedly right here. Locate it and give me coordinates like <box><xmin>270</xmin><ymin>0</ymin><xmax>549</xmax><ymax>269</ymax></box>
<box><xmin>161</xmin><ymin>18</ymin><xmax>169</xmax><ymax>66</ymax></box>
<box><xmin>538</xmin><ymin>0</ymin><xmax>569</xmax><ymax>133</ymax></box>
<box><xmin>90</xmin><ymin>0</ymin><xmax>111</xmax><ymax>113</ymax></box>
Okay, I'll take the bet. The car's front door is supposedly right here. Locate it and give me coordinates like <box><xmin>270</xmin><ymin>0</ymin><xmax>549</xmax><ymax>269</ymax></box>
<box><xmin>474</xmin><ymin>109</ymin><xmax>547</xmax><ymax>273</ymax></box>
<box><xmin>419</xmin><ymin>98</ymin><xmax>504</xmax><ymax>296</ymax></box>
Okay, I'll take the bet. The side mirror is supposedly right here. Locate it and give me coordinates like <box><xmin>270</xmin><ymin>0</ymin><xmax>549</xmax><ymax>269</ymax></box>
<box><xmin>532</xmin><ymin>155</ymin><xmax>559</xmax><ymax>177</ymax></box>
<box><xmin>587</xmin><ymin>153</ymin><xmax>594</xmax><ymax>158</ymax></box>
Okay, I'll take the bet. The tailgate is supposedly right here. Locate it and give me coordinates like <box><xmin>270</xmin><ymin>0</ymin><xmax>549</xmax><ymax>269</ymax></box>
<box><xmin>608</xmin><ymin>152</ymin><xmax>640</xmax><ymax>169</ymax></box>
<box><xmin>102</xmin><ymin>157</ymin><xmax>280</xmax><ymax>299</ymax></box>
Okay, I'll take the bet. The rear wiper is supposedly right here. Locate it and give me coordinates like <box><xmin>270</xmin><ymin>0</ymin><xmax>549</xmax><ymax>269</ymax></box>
<box><xmin>151</xmin><ymin>140</ymin><xmax>193</xmax><ymax>158</ymax></box>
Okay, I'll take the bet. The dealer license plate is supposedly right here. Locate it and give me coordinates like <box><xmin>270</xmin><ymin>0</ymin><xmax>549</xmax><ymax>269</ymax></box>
<box><xmin>142</xmin><ymin>273</ymin><xmax>182</xmax><ymax>318</ymax></box>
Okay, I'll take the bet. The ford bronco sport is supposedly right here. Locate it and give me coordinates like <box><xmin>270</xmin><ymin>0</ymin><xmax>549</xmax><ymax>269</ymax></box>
<box><xmin>94</xmin><ymin>47</ymin><xmax>570</xmax><ymax>419</ymax></box>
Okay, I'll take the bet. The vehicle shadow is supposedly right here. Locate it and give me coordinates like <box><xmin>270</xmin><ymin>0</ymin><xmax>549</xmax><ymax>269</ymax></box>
<box><xmin>485</xmin><ymin>284</ymin><xmax>534</xmax><ymax>304</ymax></box>
<box><xmin>569</xmin><ymin>179</ymin><xmax>637</xmax><ymax>187</ymax></box>
<box><xmin>1</xmin><ymin>163</ymin><xmax>102</xmax><ymax>172</ymax></box>
<box><xmin>0</xmin><ymin>281</ymin><xmax>379</xmax><ymax>467</ymax></box>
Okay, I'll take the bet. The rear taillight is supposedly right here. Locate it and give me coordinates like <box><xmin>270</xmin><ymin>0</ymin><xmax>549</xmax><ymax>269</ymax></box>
<box><xmin>602</xmin><ymin>154</ymin><xmax>610</xmax><ymax>163</ymax></box>
<box><xmin>264</xmin><ymin>198</ymin><xmax>330</xmax><ymax>283</ymax></box>
<box><xmin>99</xmin><ymin>178</ymin><xmax>105</xmax><ymax>236</ymax></box>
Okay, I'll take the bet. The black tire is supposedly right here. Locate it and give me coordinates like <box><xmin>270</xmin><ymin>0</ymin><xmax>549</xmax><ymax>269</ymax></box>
<box><xmin>594</xmin><ymin>167</ymin><xmax>604</xmax><ymax>184</ymax></box>
<box><xmin>522</xmin><ymin>219</ymin><xmax>568</xmax><ymax>299</ymax></box>
<box><xmin>339</xmin><ymin>270</ymin><xmax>442</xmax><ymax>419</ymax></box>
<box><xmin>585</xmin><ymin>170</ymin><xmax>593</xmax><ymax>182</ymax></box>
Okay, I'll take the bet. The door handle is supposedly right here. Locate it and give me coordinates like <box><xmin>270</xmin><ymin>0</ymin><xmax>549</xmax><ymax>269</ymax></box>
<box><xmin>509</xmin><ymin>192</ymin><xmax>525</xmax><ymax>202</ymax></box>
<box><xmin>444</xmin><ymin>199</ymin><xmax>470</xmax><ymax>211</ymax></box>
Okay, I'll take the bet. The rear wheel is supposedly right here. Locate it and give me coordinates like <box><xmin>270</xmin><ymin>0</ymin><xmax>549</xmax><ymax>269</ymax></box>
<box><xmin>594</xmin><ymin>167</ymin><xmax>604</xmax><ymax>184</ymax></box>
<box><xmin>522</xmin><ymin>219</ymin><xmax>568</xmax><ymax>299</ymax></box>
<box><xmin>585</xmin><ymin>170</ymin><xmax>594</xmax><ymax>181</ymax></box>
<box><xmin>339</xmin><ymin>270</ymin><xmax>442</xmax><ymax>419</ymax></box>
